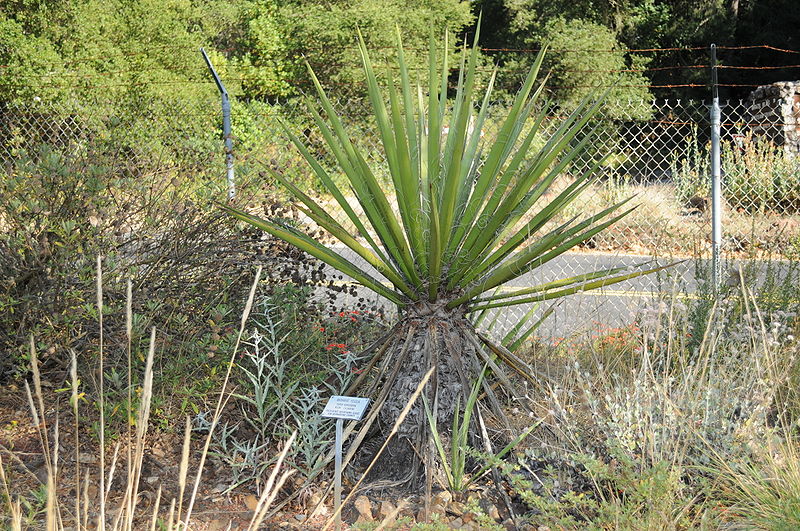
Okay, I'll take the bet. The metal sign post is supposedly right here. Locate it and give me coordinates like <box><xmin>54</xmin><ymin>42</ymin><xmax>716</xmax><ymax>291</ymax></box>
<box><xmin>321</xmin><ymin>396</ymin><xmax>370</xmax><ymax>531</ymax></box>
<box><xmin>334</xmin><ymin>418</ymin><xmax>344</xmax><ymax>531</ymax></box>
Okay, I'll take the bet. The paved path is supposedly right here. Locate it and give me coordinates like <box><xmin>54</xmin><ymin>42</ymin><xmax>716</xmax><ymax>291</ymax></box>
<box><xmin>320</xmin><ymin>247</ymin><xmax>793</xmax><ymax>339</ymax></box>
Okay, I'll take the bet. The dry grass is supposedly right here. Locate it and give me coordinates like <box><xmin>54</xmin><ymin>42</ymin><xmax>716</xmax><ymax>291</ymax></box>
<box><xmin>510</xmin><ymin>276</ymin><xmax>800</xmax><ymax>528</ymax></box>
<box><xmin>0</xmin><ymin>263</ymin><xmax>295</xmax><ymax>531</ymax></box>
<box><xmin>312</xmin><ymin>175</ymin><xmax>799</xmax><ymax>262</ymax></box>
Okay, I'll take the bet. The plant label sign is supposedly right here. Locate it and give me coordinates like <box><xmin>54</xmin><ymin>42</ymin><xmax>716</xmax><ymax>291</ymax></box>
<box><xmin>321</xmin><ymin>396</ymin><xmax>370</xmax><ymax>421</ymax></box>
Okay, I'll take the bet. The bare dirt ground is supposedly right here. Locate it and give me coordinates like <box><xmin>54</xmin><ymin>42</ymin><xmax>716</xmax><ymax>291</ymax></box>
<box><xmin>0</xmin><ymin>388</ymin><xmax>522</xmax><ymax>530</ymax></box>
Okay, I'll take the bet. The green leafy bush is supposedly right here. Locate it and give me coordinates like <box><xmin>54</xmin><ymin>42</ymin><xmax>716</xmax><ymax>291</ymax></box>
<box><xmin>0</xmin><ymin>133</ymin><xmax>340</xmax><ymax>431</ymax></box>
<box><xmin>723</xmin><ymin>134</ymin><xmax>800</xmax><ymax>214</ymax></box>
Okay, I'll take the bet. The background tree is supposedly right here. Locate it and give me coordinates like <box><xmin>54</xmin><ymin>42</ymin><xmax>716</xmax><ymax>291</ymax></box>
<box><xmin>234</xmin><ymin>0</ymin><xmax>474</xmax><ymax>100</ymax></box>
<box><xmin>489</xmin><ymin>1</ymin><xmax>652</xmax><ymax>117</ymax></box>
<box><xmin>474</xmin><ymin>0</ymin><xmax>800</xmax><ymax>101</ymax></box>
<box><xmin>1</xmin><ymin>0</ymin><xmax>474</xmax><ymax>104</ymax></box>
<box><xmin>502</xmin><ymin>16</ymin><xmax>652</xmax><ymax>119</ymax></box>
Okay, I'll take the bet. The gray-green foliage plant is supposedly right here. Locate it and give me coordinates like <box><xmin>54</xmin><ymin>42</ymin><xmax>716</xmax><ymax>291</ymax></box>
<box><xmin>222</xmin><ymin>26</ymin><xmax>668</xmax><ymax>489</ymax></box>
<box><xmin>199</xmin><ymin>299</ymin><xmax>367</xmax><ymax>491</ymax></box>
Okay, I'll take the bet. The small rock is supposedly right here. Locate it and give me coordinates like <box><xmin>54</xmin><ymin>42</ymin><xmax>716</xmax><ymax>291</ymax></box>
<box><xmin>145</xmin><ymin>476</ymin><xmax>159</xmax><ymax>485</ymax></box>
<box><xmin>378</xmin><ymin>500</ymin><xmax>396</xmax><ymax>518</ymax></box>
<box><xmin>448</xmin><ymin>501</ymin><xmax>466</xmax><ymax>515</ymax></box>
<box><xmin>150</xmin><ymin>447</ymin><xmax>166</xmax><ymax>458</ymax></box>
<box><xmin>77</xmin><ymin>453</ymin><xmax>98</xmax><ymax>464</ymax></box>
<box><xmin>449</xmin><ymin>517</ymin><xmax>464</xmax><ymax>529</ymax></box>
<box><xmin>244</xmin><ymin>494</ymin><xmax>259</xmax><ymax>511</ymax></box>
<box><xmin>502</xmin><ymin>518</ymin><xmax>516</xmax><ymax>530</ymax></box>
<box><xmin>433</xmin><ymin>490</ymin><xmax>452</xmax><ymax>506</ymax></box>
<box><xmin>430</xmin><ymin>504</ymin><xmax>446</xmax><ymax>516</ymax></box>
<box><xmin>416</xmin><ymin>504</ymin><xmax>446</xmax><ymax>522</ymax></box>
<box><xmin>487</xmin><ymin>503</ymin><xmax>500</xmax><ymax>521</ymax></box>
<box><xmin>398</xmin><ymin>500</ymin><xmax>416</xmax><ymax>518</ymax></box>
<box><xmin>308</xmin><ymin>491</ymin><xmax>324</xmax><ymax>508</ymax></box>
<box><xmin>308</xmin><ymin>491</ymin><xmax>328</xmax><ymax>516</ymax></box>
<box><xmin>354</xmin><ymin>495</ymin><xmax>373</xmax><ymax>522</ymax></box>
<box><xmin>294</xmin><ymin>514</ymin><xmax>306</xmax><ymax>522</ymax></box>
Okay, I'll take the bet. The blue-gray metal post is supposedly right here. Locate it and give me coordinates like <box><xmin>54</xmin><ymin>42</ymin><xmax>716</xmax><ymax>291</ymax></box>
<box><xmin>201</xmin><ymin>48</ymin><xmax>235</xmax><ymax>200</ymax></box>
<box><xmin>710</xmin><ymin>44</ymin><xmax>722</xmax><ymax>293</ymax></box>
<box><xmin>334</xmin><ymin>418</ymin><xmax>343</xmax><ymax>531</ymax></box>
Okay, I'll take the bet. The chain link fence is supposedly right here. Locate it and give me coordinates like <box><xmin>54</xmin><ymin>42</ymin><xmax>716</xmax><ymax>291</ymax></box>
<box><xmin>2</xmin><ymin>95</ymin><xmax>799</xmax><ymax>338</ymax></box>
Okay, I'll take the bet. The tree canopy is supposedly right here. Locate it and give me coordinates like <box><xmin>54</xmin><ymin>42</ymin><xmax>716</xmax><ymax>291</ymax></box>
<box><xmin>1</xmin><ymin>1</ymin><xmax>797</xmax><ymax>110</ymax></box>
<box><xmin>0</xmin><ymin>0</ymin><xmax>473</xmax><ymax>105</ymax></box>
<box><xmin>481</xmin><ymin>0</ymin><xmax>800</xmax><ymax>100</ymax></box>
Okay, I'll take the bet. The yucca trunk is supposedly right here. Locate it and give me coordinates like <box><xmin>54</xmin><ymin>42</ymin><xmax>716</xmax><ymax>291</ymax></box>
<box><xmin>353</xmin><ymin>305</ymin><xmax>491</xmax><ymax>488</ymax></box>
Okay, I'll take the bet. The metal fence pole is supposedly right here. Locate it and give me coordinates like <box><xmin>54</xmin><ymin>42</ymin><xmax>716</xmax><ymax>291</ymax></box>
<box><xmin>709</xmin><ymin>44</ymin><xmax>723</xmax><ymax>294</ymax></box>
<box><xmin>201</xmin><ymin>48</ymin><xmax>235</xmax><ymax>200</ymax></box>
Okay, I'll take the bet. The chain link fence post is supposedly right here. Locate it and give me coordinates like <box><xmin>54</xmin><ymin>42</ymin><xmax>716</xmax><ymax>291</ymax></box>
<box><xmin>201</xmin><ymin>48</ymin><xmax>235</xmax><ymax>200</ymax></box>
<box><xmin>709</xmin><ymin>44</ymin><xmax>723</xmax><ymax>294</ymax></box>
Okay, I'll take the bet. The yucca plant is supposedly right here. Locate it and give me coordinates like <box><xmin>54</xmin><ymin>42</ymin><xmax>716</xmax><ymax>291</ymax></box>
<box><xmin>220</xmin><ymin>26</ymin><xmax>667</xmax><ymax>490</ymax></box>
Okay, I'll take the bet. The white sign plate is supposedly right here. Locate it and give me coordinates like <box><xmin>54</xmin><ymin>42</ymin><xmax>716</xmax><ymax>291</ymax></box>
<box><xmin>321</xmin><ymin>396</ymin><xmax>370</xmax><ymax>421</ymax></box>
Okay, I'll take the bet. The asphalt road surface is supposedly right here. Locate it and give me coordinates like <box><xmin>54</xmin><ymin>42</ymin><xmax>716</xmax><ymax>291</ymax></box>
<box><xmin>320</xmin><ymin>247</ymin><xmax>707</xmax><ymax>339</ymax></box>
<box><xmin>314</xmin><ymin>242</ymin><xmax>800</xmax><ymax>341</ymax></box>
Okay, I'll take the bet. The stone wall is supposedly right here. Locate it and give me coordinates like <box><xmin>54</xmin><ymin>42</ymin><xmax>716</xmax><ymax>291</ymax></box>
<box><xmin>747</xmin><ymin>81</ymin><xmax>800</xmax><ymax>157</ymax></box>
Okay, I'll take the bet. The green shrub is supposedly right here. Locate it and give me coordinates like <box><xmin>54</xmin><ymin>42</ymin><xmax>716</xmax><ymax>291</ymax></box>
<box><xmin>723</xmin><ymin>133</ymin><xmax>800</xmax><ymax>214</ymax></box>
<box><xmin>0</xmin><ymin>134</ymin><xmax>339</xmax><ymax>432</ymax></box>
<box><xmin>671</xmin><ymin>126</ymin><xmax>709</xmax><ymax>207</ymax></box>
<box><xmin>503</xmin><ymin>449</ymin><xmax>702</xmax><ymax>529</ymax></box>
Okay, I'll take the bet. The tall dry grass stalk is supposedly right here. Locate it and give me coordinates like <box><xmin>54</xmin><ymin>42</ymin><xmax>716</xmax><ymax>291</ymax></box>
<box><xmin>248</xmin><ymin>430</ymin><xmax>297</xmax><ymax>530</ymax></box>
<box><xmin>125</xmin><ymin>279</ymin><xmax>133</xmax><ymax>531</ymax></box>
<box><xmin>70</xmin><ymin>349</ymin><xmax>80</xmax><ymax>530</ymax></box>
<box><xmin>175</xmin><ymin>416</ymin><xmax>191</xmax><ymax>525</ymax></box>
<box><xmin>96</xmin><ymin>256</ymin><xmax>106</xmax><ymax>531</ymax></box>
<box><xmin>0</xmin><ymin>454</ymin><xmax>23</xmax><ymax>530</ymax></box>
<box><xmin>183</xmin><ymin>265</ymin><xmax>262</xmax><ymax>526</ymax></box>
